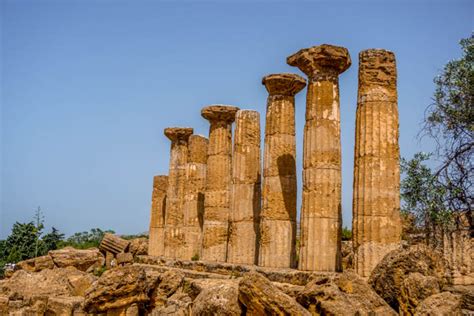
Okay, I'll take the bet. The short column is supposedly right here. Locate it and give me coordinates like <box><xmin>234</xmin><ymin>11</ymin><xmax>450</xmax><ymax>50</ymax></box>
<box><xmin>148</xmin><ymin>175</ymin><xmax>169</xmax><ymax>257</ymax></box>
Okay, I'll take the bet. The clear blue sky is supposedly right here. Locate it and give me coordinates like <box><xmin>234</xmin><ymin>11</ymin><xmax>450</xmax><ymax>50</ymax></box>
<box><xmin>1</xmin><ymin>0</ymin><xmax>472</xmax><ymax>238</ymax></box>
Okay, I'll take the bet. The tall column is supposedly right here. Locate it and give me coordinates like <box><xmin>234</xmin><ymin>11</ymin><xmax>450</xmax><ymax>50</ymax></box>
<box><xmin>148</xmin><ymin>175</ymin><xmax>169</xmax><ymax>256</ymax></box>
<box><xmin>228</xmin><ymin>110</ymin><xmax>261</xmax><ymax>265</ymax></box>
<box><xmin>352</xmin><ymin>49</ymin><xmax>401</xmax><ymax>277</ymax></box>
<box><xmin>287</xmin><ymin>44</ymin><xmax>351</xmax><ymax>271</ymax></box>
<box><xmin>163</xmin><ymin>127</ymin><xmax>193</xmax><ymax>259</ymax></box>
<box><xmin>259</xmin><ymin>73</ymin><xmax>306</xmax><ymax>268</ymax></box>
<box><xmin>183</xmin><ymin>135</ymin><xmax>208</xmax><ymax>260</ymax></box>
<box><xmin>201</xmin><ymin>105</ymin><xmax>239</xmax><ymax>262</ymax></box>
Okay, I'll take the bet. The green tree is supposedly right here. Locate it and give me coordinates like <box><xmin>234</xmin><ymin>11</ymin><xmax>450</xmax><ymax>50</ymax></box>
<box><xmin>42</xmin><ymin>227</ymin><xmax>65</xmax><ymax>252</ymax></box>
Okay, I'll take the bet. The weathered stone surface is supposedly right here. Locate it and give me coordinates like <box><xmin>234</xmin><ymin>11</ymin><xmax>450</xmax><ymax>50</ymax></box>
<box><xmin>164</xmin><ymin>127</ymin><xmax>194</xmax><ymax>260</ymax></box>
<box><xmin>369</xmin><ymin>245</ymin><xmax>451</xmax><ymax>311</ymax></box>
<box><xmin>414</xmin><ymin>292</ymin><xmax>463</xmax><ymax>315</ymax></box>
<box><xmin>129</xmin><ymin>237</ymin><xmax>148</xmax><ymax>256</ymax></box>
<box><xmin>149</xmin><ymin>175</ymin><xmax>169</xmax><ymax>257</ymax></box>
<box><xmin>341</xmin><ymin>240</ymin><xmax>354</xmax><ymax>270</ymax></box>
<box><xmin>117</xmin><ymin>252</ymin><xmax>134</xmax><ymax>265</ymax></box>
<box><xmin>46</xmin><ymin>296</ymin><xmax>85</xmax><ymax>315</ymax></box>
<box><xmin>288</xmin><ymin>44</ymin><xmax>351</xmax><ymax>272</ymax></box>
<box><xmin>352</xmin><ymin>49</ymin><xmax>402</xmax><ymax>278</ymax></box>
<box><xmin>260</xmin><ymin>73</ymin><xmax>305</xmax><ymax>269</ymax></box>
<box><xmin>150</xmin><ymin>291</ymin><xmax>192</xmax><ymax>316</ymax></box>
<box><xmin>398</xmin><ymin>272</ymin><xmax>440</xmax><ymax>315</ymax></box>
<box><xmin>192</xmin><ymin>279</ymin><xmax>242</xmax><ymax>316</ymax></box>
<box><xmin>100</xmin><ymin>233</ymin><xmax>130</xmax><ymax>255</ymax></box>
<box><xmin>183</xmin><ymin>135</ymin><xmax>208</xmax><ymax>261</ymax></box>
<box><xmin>150</xmin><ymin>270</ymin><xmax>185</xmax><ymax>308</ymax></box>
<box><xmin>0</xmin><ymin>266</ymin><xmax>94</xmax><ymax>300</ymax></box>
<box><xmin>201</xmin><ymin>105</ymin><xmax>239</xmax><ymax>262</ymax></box>
<box><xmin>296</xmin><ymin>270</ymin><xmax>396</xmax><ymax>315</ymax></box>
<box><xmin>239</xmin><ymin>271</ymin><xmax>310</xmax><ymax>315</ymax></box>
<box><xmin>49</xmin><ymin>246</ymin><xmax>104</xmax><ymax>272</ymax></box>
<box><xmin>16</xmin><ymin>255</ymin><xmax>55</xmax><ymax>272</ymax></box>
<box><xmin>84</xmin><ymin>265</ymin><xmax>150</xmax><ymax>313</ymax></box>
<box><xmin>228</xmin><ymin>110</ymin><xmax>261</xmax><ymax>265</ymax></box>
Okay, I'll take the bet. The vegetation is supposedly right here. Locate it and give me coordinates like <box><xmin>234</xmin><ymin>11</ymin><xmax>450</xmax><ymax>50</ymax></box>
<box><xmin>342</xmin><ymin>227</ymin><xmax>352</xmax><ymax>241</ymax></box>
<box><xmin>401</xmin><ymin>34</ymin><xmax>473</xmax><ymax>241</ymax></box>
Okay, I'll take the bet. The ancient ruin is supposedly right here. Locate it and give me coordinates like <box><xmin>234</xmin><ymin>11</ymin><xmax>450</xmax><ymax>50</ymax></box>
<box><xmin>163</xmin><ymin>127</ymin><xmax>193</xmax><ymax>260</ymax></box>
<box><xmin>200</xmin><ymin>105</ymin><xmax>239</xmax><ymax>262</ymax></box>
<box><xmin>259</xmin><ymin>73</ymin><xmax>306</xmax><ymax>268</ymax></box>
<box><xmin>287</xmin><ymin>44</ymin><xmax>351</xmax><ymax>272</ymax></box>
<box><xmin>352</xmin><ymin>49</ymin><xmax>401</xmax><ymax>278</ymax></box>
<box><xmin>228</xmin><ymin>110</ymin><xmax>261</xmax><ymax>265</ymax></box>
<box><xmin>183</xmin><ymin>135</ymin><xmax>208</xmax><ymax>260</ymax></box>
<box><xmin>148</xmin><ymin>175</ymin><xmax>168</xmax><ymax>257</ymax></box>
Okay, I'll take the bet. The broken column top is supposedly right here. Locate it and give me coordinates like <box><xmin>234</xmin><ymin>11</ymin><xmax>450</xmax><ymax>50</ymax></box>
<box><xmin>201</xmin><ymin>105</ymin><xmax>240</xmax><ymax>122</ymax></box>
<box><xmin>153</xmin><ymin>175</ymin><xmax>168</xmax><ymax>189</ymax></box>
<box><xmin>188</xmin><ymin>134</ymin><xmax>208</xmax><ymax>164</ymax></box>
<box><xmin>359</xmin><ymin>49</ymin><xmax>397</xmax><ymax>88</ymax></box>
<box><xmin>287</xmin><ymin>44</ymin><xmax>351</xmax><ymax>77</ymax></box>
<box><xmin>164</xmin><ymin>127</ymin><xmax>194</xmax><ymax>141</ymax></box>
<box><xmin>262</xmin><ymin>73</ymin><xmax>306</xmax><ymax>96</ymax></box>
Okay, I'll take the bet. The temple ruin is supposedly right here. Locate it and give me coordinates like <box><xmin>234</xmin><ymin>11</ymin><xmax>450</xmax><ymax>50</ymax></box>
<box><xmin>149</xmin><ymin>44</ymin><xmax>403</xmax><ymax>276</ymax></box>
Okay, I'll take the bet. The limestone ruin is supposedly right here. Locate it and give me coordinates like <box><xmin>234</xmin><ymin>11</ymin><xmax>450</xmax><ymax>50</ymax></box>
<box><xmin>148</xmin><ymin>44</ymin><xmax>404</xmax><ymax>275</ymax></box>
<box><xmin>352</xmin><ymin>49</ymin><xmax>402</xmax><ymax>278</ymax></box>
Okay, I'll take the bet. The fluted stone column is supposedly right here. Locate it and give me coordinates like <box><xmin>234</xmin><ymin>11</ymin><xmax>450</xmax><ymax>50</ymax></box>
<box><xmin>163</xmin><ymin>127</ymin><xmax>193</xmax><ymax>259</ymax></box>
<box><xmin>259</xmin><ymin>73</ymin><xmax>306</xmax><ymax>268</ymax></box>
<box><xmin>228</xmin><ymin>110</ymin><xmax>261</xmax><ymax>265</ymax></box>
<box><xmin>148</xmin><ymin>175</ymin><xmax>169</xmax><ymax>256</ymax></box>
<box><xmin>352</xmin><ymin>49</ymin><xmax>401</xmax><ymax>277</ymax></box>
<box><xmin>287</xmin><ymin>44</ymin><xmax>351</xmax><ymax>272</ymax></box>
<box><xmin>201</xmin><ymin>105</ymin><xmax>239</xmax><ymax>262</ymax></box>
<box><xmin>183</xmin><ymin>135</ymin><xmax>208</xmax><ymax>260</ymax></box>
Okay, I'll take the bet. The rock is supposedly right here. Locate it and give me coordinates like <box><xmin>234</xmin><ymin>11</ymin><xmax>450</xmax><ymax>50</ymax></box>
<box><xmin>129</xmin><ymin>237</ymin><xmax>148</xmax><ymax>256</ymax></box>
<box><xmin>0</xmin><ymin>266</ymin><xmax>94</xmax><ymax>300</ymax></box>
<box><xmin>150</xmin><ymin>270</ymin><xmax>185</xmax><ymax>308</ymax></box>
<box><xmin>49</xmin><ymin>247</ymin><xmax>105</xmax><ymax>272</ymax></box>
<box><xmin>0</xmin><ymin>296</ymin><xmax>8</xmax><ymax>314</ymax></box>
<box><xmin>341</xmin><ymin>240</ymin><xmax>354</xmax><ymax>270</ymax></box>
<box><xmin>84</xmin><ymin>265</ymin><xmax>149</xmax><ymax>313</ymax></box>
<box><xmin>46</xmin><ymin>296</ymin><xmax>84</xmax><ymax>315</ymax></box>
<box><xmin>117</xmin><ymin>252</ymin><xmax>134</xmax><ymax>266</ymax></box>
<box><xmin>398</xmin><ymin>272</ymin><xmax>440</xmax><ymax>315</ymax></box>
<box><xmin>446</xmin><ymin>285</ymin><xmax>474</xmax><ymax>312</ymax></box>
<box><xmin>414</xmin><ymin>292</ymin><xmax>463</xmax><ymax>315</ymax></box>
<box><xmin>151</xmin><ymin>292</ymin><xmax>192</xmax><ymax>316</ymax></box>
<box><xmin>296</xmin><ymin>270</ymin><xmax>396</xmax><ymax>315</ymax></box>
<box><xmin>192</xmin><ymin>279</ymin><xmax>242</xmax><ymax>316</ymax></box>
<box><xmin>369</xmin><ymin>244</ymin><xmax>450</xmax><ymax>311</ymax></box>
<box><xmin>16</xmin><ymin>255</ymin><xmax>55</xmax><ymax>272</ymax></box>
<box><xmin>239</xmin><ymin>271</ymin><xmax>310</xmax><ymax>316</ymax></box>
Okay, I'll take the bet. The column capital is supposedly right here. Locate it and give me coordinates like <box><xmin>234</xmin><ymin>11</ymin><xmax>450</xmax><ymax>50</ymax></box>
<box><xmin>153</xmin><ymin>175</ymin><xmax>168</xmax><ymax>189</ymax></box>
<box><xmin>201</xmin><ymin>105</ymin><xmax>240</xmax><ymax>123</ymax></box>
<box><xmin>262</xmin><ymin>73</ymin><xmax>306</xmax><ymax>96</ymax></box>
<box><xmin>359</xmin><ymin>49</ymin><xmax>397</xmax><ymax>89</ymax></box>
<box><xmin>287</xmin><ymin>44</ymin><xmax>351</xmax><ymax>80</ymax></box>
<box><xmin>164</xmin><ymin>127</ymin><xmax>194</xmax><ymax>142</ymax></box>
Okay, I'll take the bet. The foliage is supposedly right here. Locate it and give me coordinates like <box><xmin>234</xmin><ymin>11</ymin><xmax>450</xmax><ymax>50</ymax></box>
<box><xmin>121</xmin><ymin>233</ymin><xmax>148</xmax><ymax>240</ymax></box>
<box><xmin>191</xmin><ymin>253</ymin><xmax>199</xmax><ymax>261</ymax></box>
<box><xmin>42</xmin><ymin>227</ymin><xmax>65</xmax><ymax>251</ymax></box>
<box><xmin>402</xmin><ymin>34</ymin><xmax>473</xmax><ymax>240</ymax></box>
<box><xmin>63</xmin><ymin>228</ymin><xmax>115</xmax><ymax>249</ymax></box>
<box><xmin>341</xmin><ymin>227</ymin><xmax>352</xmax><ymax>241</ymax></box>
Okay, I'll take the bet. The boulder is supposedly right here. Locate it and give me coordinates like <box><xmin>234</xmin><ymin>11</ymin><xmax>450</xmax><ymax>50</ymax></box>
<box><xmin>129</xmin><ymin>237</ymin><xmax>148</xmax><ymax>256</ymax></box>
<box><xmin>296</xmin><ymin>270</ymin><xmax>396</xmax><ymax>315</ymax></box>
<box><xmin>151</xmin><ymin>292</ymin><xmax>192</xmax><ymax>316</ymax></box>
<box><xmin>239</xmin><ymin>271</ymin><xmax>310</xmax><ymax>316</ymax></box>
<box><xmin>117</xmin><ymin>252</ymin><xmax>134</xmax><ymax>266</ymax></box>
<box><xmin>191</xmin><ymin>279</ymin><xmax>242</xmax><ymax>316</ymax></box>
<box><xmin>16</xmin><ymin>255</ymin><xmax>55</xmax><ymax>272</ymax></box>
<box><xmin>414</xmin><ymin>292</ymin><xmax>463</xmax><ymax>315</ymax></box>
<box><xmin>0</xmin><ymin>266</ymin><xmax>94</xmax><ymax>301</ymax></box>
<box><xmin>369</xmin><ymin>244</ymin><xmax>450</xmax><ymax>311</ymax></box>
<box><xmin>46</xmin><ymin>296</ymin><xmax>84</xmax><ymax>315</ymax></box>
<box><xmin>84</xmin><ymin>265</ymin><xmax>150</xmax><ymax>313</ymax></box>
<box><xmin>49</xmin><ymin>247</ymin><xmax>105</xmax><ymax>272</ymax></box>
<box><xmin>341</xmin><ymin>241</ymin><xmax>354</xmax><ymax>270</ymax></box>
<box><xmin>150</xmin><ymin>270</ymin><xmax>185</xmax><ymax>308</ymax></box>
<box><xmin>398</xmin><ymin>272</ymin><xmax>440</xmax><ymax>315</ymax></box>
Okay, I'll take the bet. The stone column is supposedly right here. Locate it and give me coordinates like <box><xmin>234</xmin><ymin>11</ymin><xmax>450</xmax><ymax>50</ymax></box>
<box><xmin>183</xmin><ymin>135</ymin><xmax>208</xmax><ymax>260</ymax></box>
<box><xmin>201</xmin><ymin>105</ymin><xmax>239</xmax><ymax>262</ymax></box>
<box><xmin>163</xmin><ymin>127</ymin><xmax>193</xmax><ymax>259</ymax></box>
<box><xmin>228</xmin><ymin>110</ymin><xmax>261</xmax><ymax>265</ymax></box>
<box><xmin>352</xmin><ymin>49</ymin><xmax>401</xmax><ymax>277</ymax></box>
<box><xmin>287</xmin><ymin>44</ymin><xmax>351</xmax><ymax>272</ymax></box>
<box><xmin>148</xmin><ymin>175</ymin><xmax>169</xmax><ymax>257</ymax></box>
<box><xmin>259</xmin><ymin>73</ymin><xmax>306</xmax><ymax>268</ymax></box>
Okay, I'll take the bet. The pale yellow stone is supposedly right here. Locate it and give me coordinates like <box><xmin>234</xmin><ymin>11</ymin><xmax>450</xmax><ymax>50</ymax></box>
<box><xmin>148</xmin><ymin>175</ymin><xmax>168</xmax><ymax>257</ymax></box>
